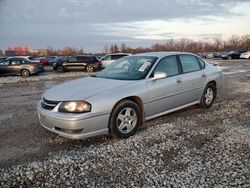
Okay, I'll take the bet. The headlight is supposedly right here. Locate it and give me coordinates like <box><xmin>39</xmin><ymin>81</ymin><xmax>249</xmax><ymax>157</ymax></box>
<box><xmin>59</xmin><ymin>101</ymin><xmax>91</xmax><ymax>113</ymax></box>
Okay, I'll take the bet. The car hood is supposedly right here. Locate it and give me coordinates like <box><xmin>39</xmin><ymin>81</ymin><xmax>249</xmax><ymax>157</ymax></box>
<box><xmin>44</xmin><ymin>76</ymin><xmax>134</xmax><ymax>101</ymax></box>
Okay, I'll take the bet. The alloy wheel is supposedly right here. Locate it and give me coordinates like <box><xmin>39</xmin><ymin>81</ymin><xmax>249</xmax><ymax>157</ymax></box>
<box><xmin>116</xmin><ymin>107</ymin><xmax>138</xmax><ymax>134</ymax></box>
<box><xmin>205</xmin><ymin>87</ymin><xmax>214</xmax><ymax>106</ymax></box>
<box><xmin>86</xmin><ymin>65</ymin><xmax>94</xmax><ymax>72</ymax></box>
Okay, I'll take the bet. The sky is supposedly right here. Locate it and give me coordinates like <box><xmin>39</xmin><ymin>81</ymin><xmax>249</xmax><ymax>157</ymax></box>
<box><xmin>0</xmin><ymin>0</ymin><xmax>250</xmax><ymax>52</ymax></box>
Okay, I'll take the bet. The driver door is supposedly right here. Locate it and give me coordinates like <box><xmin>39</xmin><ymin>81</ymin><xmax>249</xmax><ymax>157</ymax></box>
<box><xmin>145</xmin><ymin>55</ymin><xmax>183</xmax><ymax>118</ymax></box>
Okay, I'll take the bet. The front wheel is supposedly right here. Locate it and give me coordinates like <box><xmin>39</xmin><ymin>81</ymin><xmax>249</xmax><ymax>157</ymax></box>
<box><xmin>109</xmin><ymin>100</ymin><xmax>142</xmax><ymax>139</ymax></box>
<box><xmin>200</xmin><ymin>83</ymin><xmax>216</xmax><ymax>109</ymax></box>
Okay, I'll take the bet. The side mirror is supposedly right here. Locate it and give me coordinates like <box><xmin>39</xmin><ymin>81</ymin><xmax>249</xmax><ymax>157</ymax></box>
<box><xmin>152</xmin><ymin>71</ymin><xmax>167</xmax><ymax>80</ymax></box>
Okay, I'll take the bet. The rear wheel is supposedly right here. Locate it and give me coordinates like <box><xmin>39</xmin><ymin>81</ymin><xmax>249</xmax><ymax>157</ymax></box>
<box><xmin>21</xmin><ymin>69</ymin><xmax>30</xmax><ymax>77</ymax></box>
<box><xmin>200</xmin><ymin>83</ymin><xmax>216</xmax><ymax>109</ymax></box>
<box><xmin>109</xmin><ymin>100</ymin><xmax>142</xmax><ymax>139</ymax></box>
<box><xmin>86</xmin><ymin>65</ymin><xmax>94</xmax><ymax>72</ymax></box>
<box><xmin>56</xmin><ymin>65</ymin><xmax>64</xmax><ymax>73</ymax></box>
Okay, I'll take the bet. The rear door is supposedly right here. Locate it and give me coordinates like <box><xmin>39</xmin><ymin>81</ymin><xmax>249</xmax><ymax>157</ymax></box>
<box><xmin>7</xmin><ymin>59</ymin><xmax>22</xmax><ymax>74</ymax></box>
<box><xmin>77</xmin><ymin>56</ymin><xmax>90</xmax><ymax>70</ymax></box>
<box><xmin>146</xmin><ymin>55</ymin><xmax>183</xmax><ymax>117</ymax></box>
<box><xmin>177</xmin><ymin>54</ymin><xmax>206</xmax><ymax>105</ymax></box>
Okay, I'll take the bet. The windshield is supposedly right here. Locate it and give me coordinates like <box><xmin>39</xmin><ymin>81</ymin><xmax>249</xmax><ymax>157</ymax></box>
<box><xmin>96</xmin><ymin>56</ymin><xmax>158</xmax><ymax>80</ymax></box>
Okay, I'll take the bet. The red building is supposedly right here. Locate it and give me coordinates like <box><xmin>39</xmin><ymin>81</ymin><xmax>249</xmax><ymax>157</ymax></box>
<box><xmin>7</xmin><ymin>46</ymin><xmax>29</xmax><ymax>56</ymax></box>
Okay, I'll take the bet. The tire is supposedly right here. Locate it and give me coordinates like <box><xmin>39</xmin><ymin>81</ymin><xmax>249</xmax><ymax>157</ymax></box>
<box><xmin>21</xmin><ymin>69</ymin><xmax>30</xmax><ymax>78</ymax></box>
<box><xmin>56</xmin><ymin>65</ymin><xmax>64</xmax><ymax>73</ymax></box>
<box><xmin>200</xmin><ymin>83</ymin><xmax>216</xmax><ymax>109</ymax></box>
<box><xmin>109</xmin><ymin>100</ymin><xmax>142</xmax><ymax>139</ymax></box>
<box><xmin>228</xmin><ymin>56</ymin><xmax>232</xmax><ymax>60</ymax></box>
<box><xmin>85</xmin><ymin>65</ymin><xmax>94</xmax><ymax>72</ymax></box>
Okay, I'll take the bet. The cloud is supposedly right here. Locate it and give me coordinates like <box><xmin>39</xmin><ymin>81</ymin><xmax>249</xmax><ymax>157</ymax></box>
<box><xmin>0</xmin><ymin>0</ymin><xmax>250</xmax><ymax>51</ymax></box>
<box><xmin>1</xmin><ymin>0</ymin><xmax>249</xmax><ymax>24</ymax></box>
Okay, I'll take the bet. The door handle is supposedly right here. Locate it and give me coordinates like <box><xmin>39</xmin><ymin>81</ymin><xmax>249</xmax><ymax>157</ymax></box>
<box><xmin>176</xmin><ymin>78</ymin><xmax>182</xmax><ymax>83</ymax></box>
<box><xmin>201</xmin><ymin>73</ymin><xmax>206</xmax><ymax>77</ymax></box>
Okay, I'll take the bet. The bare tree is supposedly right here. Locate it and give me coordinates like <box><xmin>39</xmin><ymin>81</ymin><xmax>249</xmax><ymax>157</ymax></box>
<box><xmin>103</xmin><ymin>45</ymin><xmax>109</xmax><ymax>54</ymax></box>
<box><xmin>120</xmin><ymin>43</ymin><xmax>127</xmax><ymax>53</ymax></box>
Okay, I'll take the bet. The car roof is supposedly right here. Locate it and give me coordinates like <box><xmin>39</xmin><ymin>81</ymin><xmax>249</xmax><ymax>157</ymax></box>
<box><xmin>133</xmin><ymin>51</ymin><xmax>196</xmax><ymax>58</ymax></box>
<box><xmin>74</xmin><ymin>55</ymin><xmax>96</xmax><ymax>57</ymax></box>
<box><xmin>104</xmin><ymin>53</ymin><xmax>131</xmax><ymax>56</ymax></box>
<box><xmin>7</xmin><ymin>56</ymin><xmax>28</xmax><ymax>59</ymax></box>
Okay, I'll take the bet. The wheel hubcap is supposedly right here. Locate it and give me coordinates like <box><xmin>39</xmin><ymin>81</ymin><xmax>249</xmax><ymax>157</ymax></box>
<box><xmin>205</xmin><ymin>87</ymin><xmax>214</xmax><ymax>105</ymax></box>
<box><xmin>23</xmin><ymin>71</ymin><xmax>28</xmax><ymax>77</ymax></box>
<box><xmin>57</xmin><ymin>67</ymin><xmax>63</xmax><ymax>72</ymax></box>
<box><xmin>116</xmin><ymin>107</ymin><xmax>137</xmax><ymax>134</ymax></box>
<box><xmin>86</xmin><ymin>66</ymin><xmax>93</xmax><ymax>72</ymax></box>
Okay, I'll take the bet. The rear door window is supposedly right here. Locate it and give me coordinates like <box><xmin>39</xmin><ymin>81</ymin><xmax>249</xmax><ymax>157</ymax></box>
<box><xmin>196</xmin><ymin>57</ymin><xmax>205</xmax><ymax>69</ymax></box>
<box><xmin>179</xmin><ymin>55</ymin><xmax>201</xmax><ymax>73</ymax></box>
<box><xmin>68</xmin><ymin>56</ymin><xmax>77</xmax><ymax>62</ymax></box>
<box><xmin>77</xmin><ymin>56</ymin><xmax>91</xmax><ymax>62</ymax></box>
<box><xmin>10</xmin><ymin>59</ymin><xmax>20</xmax><ymax>65</ymax></box>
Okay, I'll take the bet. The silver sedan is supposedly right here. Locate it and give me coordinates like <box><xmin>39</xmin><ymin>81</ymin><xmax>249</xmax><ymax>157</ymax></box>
<box><xmin>37</xmin><ymin>52</ymin><xmax>223</xmax><ymax>139</ymax></box>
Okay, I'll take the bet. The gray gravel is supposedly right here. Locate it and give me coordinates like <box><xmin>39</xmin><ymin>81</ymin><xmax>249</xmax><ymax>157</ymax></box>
<box><xmin>0</xmin><ymin>67</ymin><xmax>95</xmax><ymax>86</ymax></box>
<box><xmin>0</xmin><ymin>60</ymin><xmax>250</xmax><ymax>187</ymax></box>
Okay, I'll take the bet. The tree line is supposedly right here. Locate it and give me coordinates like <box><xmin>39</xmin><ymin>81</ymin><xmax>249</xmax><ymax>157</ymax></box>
<box><xmin>106</xmin><ymin>35</ymin><xmax>250</xmax><ymax>54</ymax></box>
<box><xmin>1</xmin><ymin>34</ymin><xmax>249</xmax><ymax>57</ymax></box>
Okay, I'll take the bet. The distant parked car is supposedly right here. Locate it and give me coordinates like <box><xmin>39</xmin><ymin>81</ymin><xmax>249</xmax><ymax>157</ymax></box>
<box><xmin>100</xmin><ymin>53</ymin><xmax>131</xmax><ymax>68</ymax></box>
<box><xmin>0</xmin><ymin>58</ymin><xmax>43</xmax><ymax>77</ymax></box>
<box><xmin>213</xmin><ymin>52</ymin><xmax>222</xmax><ymax>58</ymax></box>
<box><xmin>47</xmin><ymin>56</ymin><xmax>58</xmax><ymax>66</ymax></box>
<box><xmin>240</xmin><ymin>51</ymin><xmax>250</xmax><ymax>59</ymax></box>
<box><xmin>29</xmin><ymin>57</ymin><xmax>49</xmax><ymax>66</ymax></box>
<box><xmin>53</xmin><ymin>55</ymin><xmax>102</xmax><ymax>73</ymax></box>
<box><xmin>204</xmin><ymin>52</ymin><xmax>214</xmax><ymax>59</ymax></box>
<box><xmin>37</xmin><ymin>52</ymin><xmax>223</xmax><ymax>139</ymax></box>
<box><xmin>53</xmin><ymin>56</ymin><xmax>68</xmax><ymax>66</ymax></box>
<box><xmin>222</xmin><ymin>50</ymin><xmax>246</xmax><ymax>60</ymax></box>
<box><xmin>8</xmin><ymin>57</ymin><xmax>44</xmax><ymax>73</ymax></box>
<box><xmin>0</xmin><ymin>57</ymin><xmax>7</xmax><ymax>62</ymax></box>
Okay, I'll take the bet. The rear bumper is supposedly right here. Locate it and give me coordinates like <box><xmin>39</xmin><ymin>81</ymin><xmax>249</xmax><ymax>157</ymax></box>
<box><xmin>37</xmin><ymin>101</ymin><xmax>110</xmax><ymax>139</ymax></box>
<box><xmin>30</xmin><ymin>66</ymin><xmax>42</xmax><ymax>74</ymax></box>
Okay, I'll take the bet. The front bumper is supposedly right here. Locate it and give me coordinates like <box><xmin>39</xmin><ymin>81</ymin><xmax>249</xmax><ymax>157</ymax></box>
<box><xmin>37</xmin><ymin>101</ymin><xmax>110</xmax><ymax>139</ymax></box>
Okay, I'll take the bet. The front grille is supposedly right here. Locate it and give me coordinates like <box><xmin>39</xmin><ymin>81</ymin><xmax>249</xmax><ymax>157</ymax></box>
<box><xmin>41</xmin><ymin>97</ymin><xmax>60</xmax><ymax>110</ymax></box>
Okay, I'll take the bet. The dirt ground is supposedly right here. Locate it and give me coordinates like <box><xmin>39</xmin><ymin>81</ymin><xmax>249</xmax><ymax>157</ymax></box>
<box><xmin>0</xmin><ymin>59</ymin><xmax>249</xmax><ymax>169</ymax></box>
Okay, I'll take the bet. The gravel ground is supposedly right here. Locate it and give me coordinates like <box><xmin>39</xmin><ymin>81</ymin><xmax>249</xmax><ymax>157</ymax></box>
<box><xmin>0</xmin><ymin>60</ymin><xmax>249</xmax><ymax>187</ymax></box>
<box><xmin>0</xmin><ymin>67</ymin><xmax>95</xmax><ymax>86</ymax></box>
